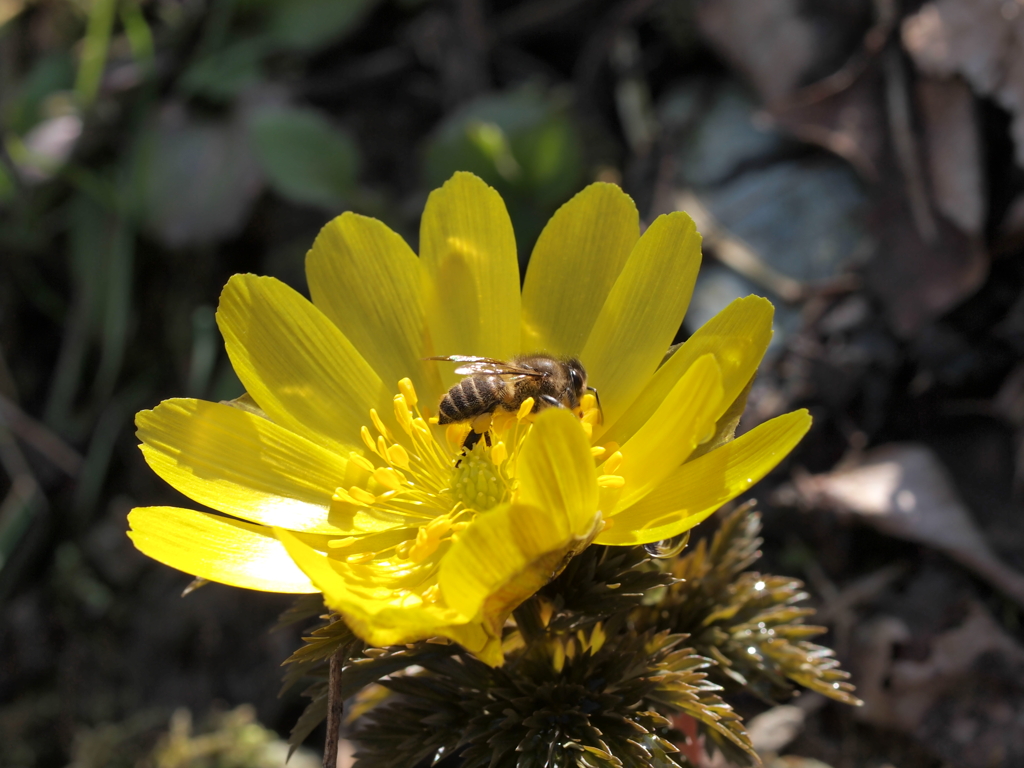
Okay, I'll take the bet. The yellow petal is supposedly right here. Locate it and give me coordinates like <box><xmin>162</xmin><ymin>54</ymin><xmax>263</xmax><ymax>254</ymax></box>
<box><xmin>127</xmin><ymin>506</ymin><xmax>319</xmax><ymax>593</ymax></box>
<box><xmin>275</xmin><ymin>528</ymin><xmax>493</xmax><ymax>655</ymax></box>
<box><xmin>582</xmin><ymin>212</ymin><xmax>701</xmax><ymax>425</ymax></box>
<box><xmin>438</xmin><ymin>502</ymin><xmax>576</xmax><ymax>621</ymax></box>
<box><xmin>600</xmin><ymin>296</ymin><xmax>774</xmax><ymax>445</ymax></box>
<box><xmin>521</xmin><ymin>183</ymin><xmax>639</xmax><ymax>355</ymax></box>
<box><xmin>419</xmin><ymin>172</ymin><xmax>520</xmax><ymax>375</ymax></box>
<box><xmin>216</xmin><ymin>274</ymin><xmax>388</xmax><ymax>455</ymax></box>
<box><xmin>515</xmin><ymin>408</ymin><xmax>598</xmax><ymax>530</ymax></box>
<box><xmin>594</xmin><ymin>410</ymin><xmax>811</xmax><ymax>546</ymax></box>
<box><xmin>306</xmin><ymin>213</ymin><xmax>444</xmax><ymax>406</ymax></box>
<box><xmin>137</xmin><ymin>398</ymin><xmax>403</xmax><ymax>535</ymax></box>
<box><xmin>608</xmin><ymin>354</ymin><xmax>724</xmax><ymax>514</ymax></box>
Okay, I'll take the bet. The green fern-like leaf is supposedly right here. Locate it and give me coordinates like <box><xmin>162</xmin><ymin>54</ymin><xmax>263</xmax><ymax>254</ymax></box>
<box><xmin>352</xmin><ymin>623</ymin><xmax>755</xmax><ymax>768</ymax></box>
<box><xmin>644</xmin><ymin>504</ymin><xmax>861</xmax><ymax>706</ymax></box>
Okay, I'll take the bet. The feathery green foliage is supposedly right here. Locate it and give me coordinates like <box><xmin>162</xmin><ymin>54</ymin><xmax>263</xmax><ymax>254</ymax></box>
<box><xmin>642</xmin><ymin>504</ymin><xmax>860</xmax><ymax>706</ymax></box>
<box><xmin>280</xmin><ymin>503</ymin><xmax>859</xmax><ymax>766</ymax></box>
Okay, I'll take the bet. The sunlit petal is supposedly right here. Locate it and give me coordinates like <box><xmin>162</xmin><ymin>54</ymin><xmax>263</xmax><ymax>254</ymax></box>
<box><xmin>217</xmin><ymin>274</ymin><xmax>389</xmax><ymax>454</ymax></box>
<box><xmin>420</xmin><ymin>172</ymin><xmax>520</xmax><ymax>380</ymax></box>
<box><xmin>128</xmin><ymin>506</ymin><xmax>319</xmax><ymax>593</ymax></box>
<box><xmin>594</xmin><ymin>410</ymin><xmax>812</xmax><ymax>546</ymax></box>
<box><xmin>600</xmin><ymin>296</ymin><xmax>773</xmax><ymax>445</ymax></box>
<box><xmin>607</xmin><ymin>354</ymin><xmax>724</xmax><ymax>514</ymax></box>
<box><xmin>521</xmin><ymin>183</ymin><xmax>639</xmax><ymax>355</ymax></box>
<box><xmin>582</xmin><ymin>212</ymin><xmax>701</xmax><ymax>425</ymax></box>
<box><xmin>307</xmin><ymin>212</ymin><xmax>445</xmax><ymax>407</ymax></box>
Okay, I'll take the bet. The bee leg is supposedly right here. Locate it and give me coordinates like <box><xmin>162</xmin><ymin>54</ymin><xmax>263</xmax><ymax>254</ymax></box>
<box><xmin>463</xmin><ymin>430</ymin><xmax>483</xmax><ymax>451</ymax></box>
<box><xmin>455</xmin><ymin>428</ymin><xmax>491</xmax><ymax>467</ymax></box>
<box><xmin>538</xmin><ymin>395</ymin><xmax>562</xmax><ymax>410</ymax></box>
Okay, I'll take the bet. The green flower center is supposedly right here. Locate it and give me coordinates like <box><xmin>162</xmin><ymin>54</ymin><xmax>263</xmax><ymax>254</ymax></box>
<box><xmin>451</xmin><ymin>442</ymin><xmax>507</xmax><ymax>511</ymax></box>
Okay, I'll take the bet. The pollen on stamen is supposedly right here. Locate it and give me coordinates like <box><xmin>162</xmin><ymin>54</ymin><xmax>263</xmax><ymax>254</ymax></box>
<box><xmin>517</xmin><ymin>397</ymin><xmax>535</xmax><ymax>421</ymax></box>
<box><xmin>597</xmin><ymin>474</ymin><xmax>625</xmax><ymax>489</ymax></box>
<box><xmin>349</xmin><ymin>452</ymin><xmax>375</xmax><ymax>473</ymax></box>
<box><xmin>393</xmin><ymin>395</ymin><xmax>414</xmax><ymax>432</ymax></box>
<box><xmin>445</xmin><ymin>423</ymin><xmax>469</xmax><ymax>452</ymax></box>
<box><xmin>603</xmin><ymin>450</ymin><xmax>624</xmax><ymax>475</ymax></box>
<box><xmin>490</xmin><ymin>440</ymin><xmax>508</xmax><ymax>465</ymax></box>
<box><xmin>387</xmin><ymin>443</ymin><xmax>410</xmax><ymax>470</ymax></box>
<box><xmin>369</xmin><ymin>409</ymin><xmax>391</xmax><ymax>440</ymax></box>
<box><xmin>471</xmin><ymin>412</ymin><xmax>492</xmax><ymax>434</ymax></box>
<box><xmin>348</xmin><ymin>486</ymin><xmax>378</xmax><ymax>505</ymax></box>
<box><xmin>346</xmin><ymin>551</ymin><xmax>376</xmax><ymax>564</ymax></box>
<box><xmin>398</xmin><ymin>377</ymin><xmax>418</xmax><ymax>408</ymax></box>
<box><xmin>373</xmin><ymin>467</ymin><xmax>406</xmax><ymax>491</ymax></box>
<box><xmin>360</xmin><ymin>426</ymin><xmax>376</xmax><ymax>453</ymax></box>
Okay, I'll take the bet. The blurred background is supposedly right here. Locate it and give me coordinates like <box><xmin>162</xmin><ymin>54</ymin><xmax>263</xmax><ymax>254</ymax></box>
<box><xmin>2</xmin><ymin>0</ymin><xmax>1024</xmax><ymax>766</ymax></box>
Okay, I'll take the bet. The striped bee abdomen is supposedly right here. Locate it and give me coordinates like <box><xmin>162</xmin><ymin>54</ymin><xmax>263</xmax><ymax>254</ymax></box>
<box><xmin>437</xmin><ymin>376</ymin><xmax>501</xmax><ymax>424</ymax></box>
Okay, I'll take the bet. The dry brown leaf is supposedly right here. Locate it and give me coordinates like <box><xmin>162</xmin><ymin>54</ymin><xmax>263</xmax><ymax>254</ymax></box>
<box><xmin>902</xmin><ymin>0</ymin><xmax>1024</xmax><ymax>167</ymax></box>
<box><xmin>744</xmin><ymin>705</ymin><xmax>805</xmax><ymax>755</ymax></box>
<box><xmin>917</xmin><ymin>76</ymin><xmax>986</xmax><ymax>235</ymax></box>
<box><xmin>786</xmin><ymin>443</ymin><xmax>1024</xmax><ymax>608</ymax></box>
<box><xmin>853</xmin><ymin>603</ymin><xmax>1024</xmax><ymax>766</ymax></box>
<box><xmin>693</xmin><ymin>0</ymin><xmax>818</xmax><ymax>104</ymax></box>
<box><xmin>769</xmin><ymin>66</ymin><xmax>886</xmax><ymax>182</ymax></box>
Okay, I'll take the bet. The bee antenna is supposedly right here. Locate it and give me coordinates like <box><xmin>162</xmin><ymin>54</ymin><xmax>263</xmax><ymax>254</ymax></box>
<box><xmin>586</xmin><ymin>385</ymin><xmax>603</xmax><ymax>415</ymax></box>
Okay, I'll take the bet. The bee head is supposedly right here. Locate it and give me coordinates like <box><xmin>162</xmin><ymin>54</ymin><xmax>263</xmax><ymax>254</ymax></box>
<box><xmin>566</xmin><ymin>358</ymin><xmax>586</xmax><ymax>399</ymax></box>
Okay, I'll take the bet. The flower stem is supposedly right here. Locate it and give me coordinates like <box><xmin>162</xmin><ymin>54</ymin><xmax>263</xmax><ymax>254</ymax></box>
<box><xmin>323</xmin><ymin>643</ymin><xmax>345</xmax><ymax>768</ymax></box>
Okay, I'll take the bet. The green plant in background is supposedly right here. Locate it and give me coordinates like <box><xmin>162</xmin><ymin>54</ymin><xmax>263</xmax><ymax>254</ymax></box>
<box><xmin>0</xmin><ymin>3</ymin><xmax>861</xmax><ymax>767</ymax></box>
<box><xmin>68</xmin><ymin>705</ymin><xmax>321</xmax><ymax>768</ymax></box>
<box><xmin>424</xmin><ymin>86</ymin><xmax>585</xmax><ymax>254</ymax></box>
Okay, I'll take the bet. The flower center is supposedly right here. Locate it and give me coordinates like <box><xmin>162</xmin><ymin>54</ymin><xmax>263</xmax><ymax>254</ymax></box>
<box><xmin>327</xmin><ymin>378</ymin><xmax>610</xmax><ymax>568</ymax></box>
<box><xmin>451</xmin><ymin>441</ymin><xmax>507</xmax><ymax>511</ymax></box>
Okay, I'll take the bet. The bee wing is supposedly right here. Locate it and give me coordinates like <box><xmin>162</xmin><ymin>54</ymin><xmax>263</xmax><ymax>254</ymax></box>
<box><xmin>425</xmin><ymin>355</ymin><xmax>547</xmax><ymax>378</ymax></box>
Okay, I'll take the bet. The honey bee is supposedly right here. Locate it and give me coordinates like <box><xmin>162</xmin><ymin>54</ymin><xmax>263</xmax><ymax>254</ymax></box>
<box><xmin>427</xmin><ymin>354</ymin><xmax>599</xmax><ymax>427</ymax></box>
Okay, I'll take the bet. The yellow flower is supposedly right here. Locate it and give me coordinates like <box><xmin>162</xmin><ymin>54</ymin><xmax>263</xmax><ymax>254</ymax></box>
<box><xmin>127</xmin><ymin>172</ymin><xmax>810</xmax><ymax>666</ymax></box>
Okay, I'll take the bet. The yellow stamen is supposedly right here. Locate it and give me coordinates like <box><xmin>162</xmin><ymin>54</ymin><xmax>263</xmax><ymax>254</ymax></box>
<box><xmin>517</xmin><ymin>397</ymin><xmax>535</xmax><ymax>421</ymax></box>
<box><xmin>596</xmin><ymin>474</ymin><xmax>625</xmax><ymax>488</ymax></box>
<box><xmin>393</xmin><ymin>395</ymin><xmax>414</xmax><ymax>432</ymax></box>
<box><xmin>373</xmin><ymin>467</ymin><xmax>406</xmax><ymax>491</ymax></box>
<box><xmin>408</xmin><ymin>520</ymin><xmax>449</xmax><ymax>563</ymax></box>
<box><xmin>333</xmin><ymin>487</ymin><xmax>359</xmax><ymax>505</ymax></box>
<box><xmin>370</xmin><ymin>408</ymin><xmax>391</xmax><ymax>439</ymax></box>
<box><xmin>387</xmin><ymin>443</ymin><xmax>410</xmax><ymax>470</ymax></box>
<box><xmin>591</xmin><ymin>446</ymin><xmax>607</xmax><ymax>459</ymax></box>
<box><xmin>446</xmin><ymin>423</ymin><xmax>470</xmax><ymax>452</ymax></box>
<box><xmin>346</xmin><ymin>551</ymin><xmax>375</xmax><ymax>564</ymax></box>
<box><xmin>490</xmin><ymin>440</ymin><xmax>508</xmax><ymax>465</ymax></box>
<box><xmin>349</xmin><ymin>452</ymin><xmax>376</xmax><ymax>473</ymax></box>
<box><xmin>398</xmin><ymin>377</ymin><xmax>418</xmax><ymax>408</ymax></box>
<box><xmin>603</xmin><ymin>450</ymin><xmax>624</xmax><ymax>475</ymax></box>
<box><xmin>492</xmin><ymin>410</ymin><xmax>515</xmax><ymax>433</ymax></box>
<box><xmin>348</xmin><ymin>486</ymin><xmax>378</xmax><ymax>505</ymax></box>
<box><xmin>360</xmin><ymin>426</ymin><xmax>376</xmax><ymax>453</ymax></box>
<box><xmin>421</xmin><ymin>583</ymin><xmax>440</xmax><ymax>603</ymax></box>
